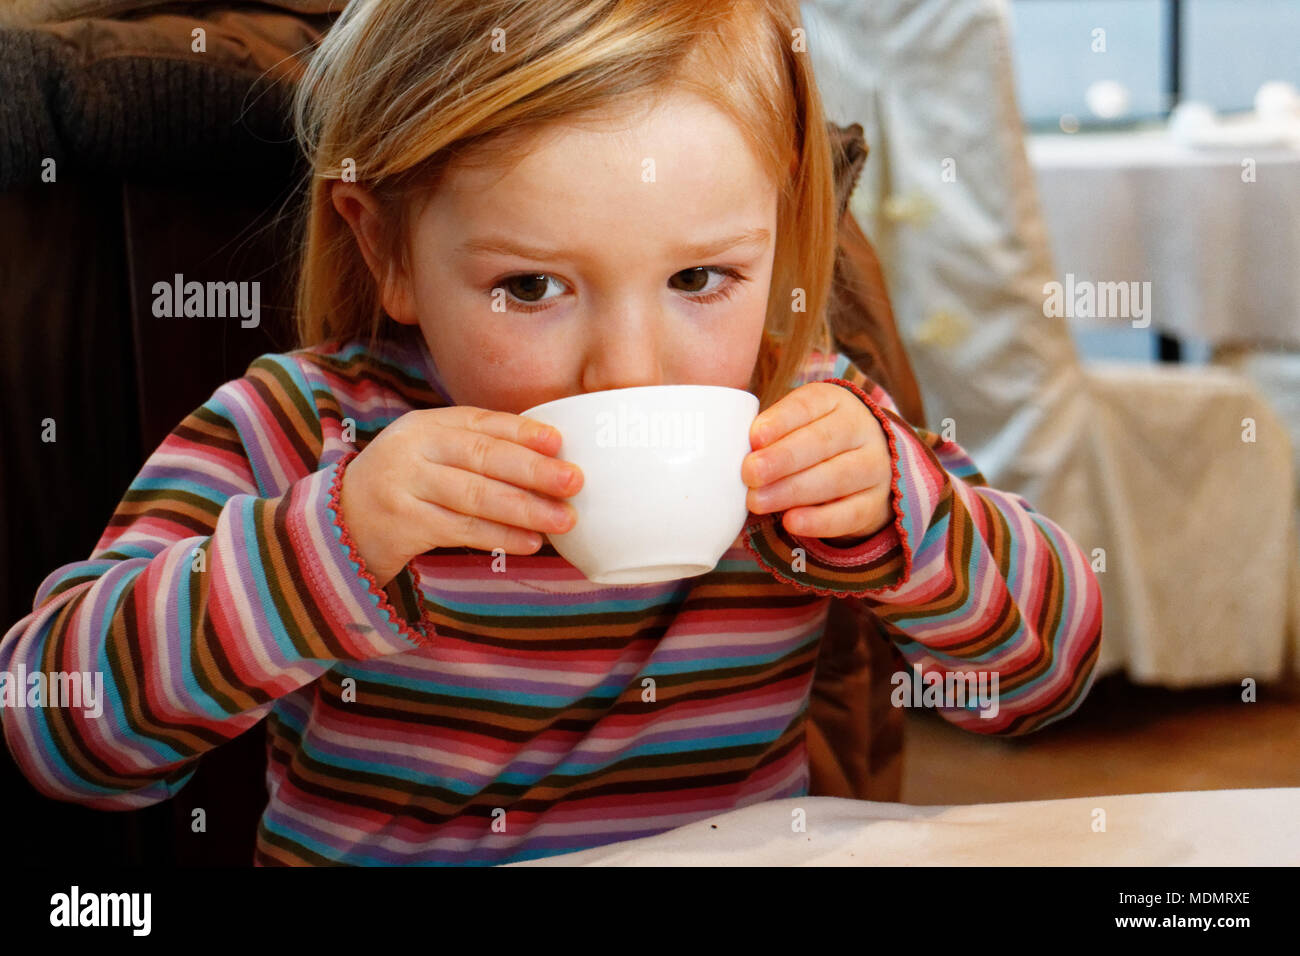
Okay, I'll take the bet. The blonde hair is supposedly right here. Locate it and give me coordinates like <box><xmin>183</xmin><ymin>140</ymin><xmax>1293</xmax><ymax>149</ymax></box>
<box><xmin>292</xmin><ymin>0</ymin><xmax>836</xmax><ymax>412</ymax></box>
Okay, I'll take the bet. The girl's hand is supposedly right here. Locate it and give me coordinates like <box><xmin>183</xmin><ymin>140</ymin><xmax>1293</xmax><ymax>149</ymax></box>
<box><xmin>338</xmin><ymin>407</ymin><xmax>584</xmax><ymax>587</ymax></box>
<box><xmin>742</xmin><ymin>382</ymin><xmax>893</xmax><ymax>544</ymax></box>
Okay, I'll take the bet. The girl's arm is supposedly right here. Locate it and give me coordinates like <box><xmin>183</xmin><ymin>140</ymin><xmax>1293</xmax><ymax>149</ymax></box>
<box><xmin>0</xmin><ymin>355</ymin><xmax>431</xmax><ymax>809</ymax></box>
<box><xmin>743</xmin><ymin>355</ymin><xmax>1103</xmax><ymax>736</ymax></box>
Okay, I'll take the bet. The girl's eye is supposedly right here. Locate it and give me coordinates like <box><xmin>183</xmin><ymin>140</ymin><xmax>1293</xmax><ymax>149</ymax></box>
<box><xmin>491</xmin><ymin>266</ymin><xmax>745</xmax><ymax>314</ymax></box>
<box><xmin>496</xmin><ymin>274</ymin><xmax>567</xmax><ymax>310</ymax></box>
<box><xmin>670</xmin><ymin>266</ymin><xmax>744</xmax><ymax>304</ymax></box>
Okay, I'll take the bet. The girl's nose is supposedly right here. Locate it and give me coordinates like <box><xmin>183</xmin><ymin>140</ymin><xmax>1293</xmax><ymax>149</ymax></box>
<box><xmin>580</xmin><ymin>305</ymin><xmax>664</xmax><ymax>394</ymax></box>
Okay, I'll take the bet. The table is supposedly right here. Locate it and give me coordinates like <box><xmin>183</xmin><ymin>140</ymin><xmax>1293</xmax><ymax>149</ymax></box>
<box><xmin>506</xmin><ymin>788</ymin><xmax>1300</xmax><ymax>865</ymax></box>
<box><xmin>1027</xmin><ymin>124</ymin><xmax>1300</xmax><ymax>351</ymax></box>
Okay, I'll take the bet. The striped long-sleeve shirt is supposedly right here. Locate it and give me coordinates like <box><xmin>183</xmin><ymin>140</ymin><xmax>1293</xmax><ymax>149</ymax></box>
<box><xmin>0</xmin><ymin>322</ymin><xmax>1101</xmax><ymax>865</ymax></box>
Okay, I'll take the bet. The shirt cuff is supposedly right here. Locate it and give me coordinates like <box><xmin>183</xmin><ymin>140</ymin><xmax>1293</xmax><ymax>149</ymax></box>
<box><xmin>281</xmin><ymin>450</ymin><xmax>436</xmax><ymax>655</ymax></box>
<box><xmin>741</xmin><ymin>376</ymin><xmax>914</xmax><ymax>599</ymax></box>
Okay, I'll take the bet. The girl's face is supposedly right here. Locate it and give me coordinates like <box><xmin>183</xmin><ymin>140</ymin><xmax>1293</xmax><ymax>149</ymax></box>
<box><xmin>332</xmin><ymin>89</ymin><xmax>779</xmax><ymax>414</ymax></box>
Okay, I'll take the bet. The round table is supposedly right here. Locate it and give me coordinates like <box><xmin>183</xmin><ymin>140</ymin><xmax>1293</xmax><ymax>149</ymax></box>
<box><xmin>1027</xmin><ymin>123</ymin><xmax>1300</xmax><ymax>351</ymax></box>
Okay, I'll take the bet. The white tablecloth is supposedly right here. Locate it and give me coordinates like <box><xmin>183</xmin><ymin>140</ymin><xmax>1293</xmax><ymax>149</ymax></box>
<box><xmin>1027</xmin><ymin>127</ymin><xmax>1300</xmax><ymax>350</ymax></box>
<box><xmin>507</xmin><ymin>788</ymin><xmax>1300</xmax><ymax>866</ymax></box>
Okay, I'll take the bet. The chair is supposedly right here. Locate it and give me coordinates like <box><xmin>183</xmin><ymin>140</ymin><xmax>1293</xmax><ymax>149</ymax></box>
<box><xmin>802</xmin><ymin>0</ymin><xmax>1300</xmax><ymax>687</ymax></box>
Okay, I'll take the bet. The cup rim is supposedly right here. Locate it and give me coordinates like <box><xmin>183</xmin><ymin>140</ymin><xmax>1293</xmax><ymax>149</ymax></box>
<box><xmin>520</xmin><ymin>384</ymin><xmax>757</xmax><ymax>419</ymax></box>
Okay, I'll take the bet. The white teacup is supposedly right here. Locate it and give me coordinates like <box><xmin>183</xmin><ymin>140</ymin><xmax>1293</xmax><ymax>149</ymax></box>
<box><xmin>520</xmin><ymin>385</ymin><xmax>759</xmax><ymax>585</ymax></box>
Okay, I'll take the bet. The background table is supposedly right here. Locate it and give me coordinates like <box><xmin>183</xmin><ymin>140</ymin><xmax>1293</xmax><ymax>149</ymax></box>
<box><xmin>1027</xmin><ymin>125</ymin><xmax>1300</xmax><ymax>351</ymax></box>
<box><xmin>507</xmin><ymin>788</ymin><xmax>1300</xmax><ymax>865</ymax></box>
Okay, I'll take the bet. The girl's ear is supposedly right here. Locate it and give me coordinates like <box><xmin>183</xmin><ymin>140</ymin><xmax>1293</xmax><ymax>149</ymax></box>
<box><xmin>330</xmin><ymin>181</ymin><xmax>418</xmax><ymax>325</ymax></box>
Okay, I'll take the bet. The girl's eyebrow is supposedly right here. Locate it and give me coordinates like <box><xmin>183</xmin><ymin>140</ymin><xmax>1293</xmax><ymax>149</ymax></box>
<box><xmin>457</xmin><ymin>227</ymin><xmax>771</xmax><ymax>262</ymax></box>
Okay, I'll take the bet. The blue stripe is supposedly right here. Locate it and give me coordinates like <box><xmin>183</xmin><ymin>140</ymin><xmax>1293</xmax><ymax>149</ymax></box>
<box><xmin>241</xmin><ymin>495</ymin><xmax>336</xmax><ymax>671</ymax></box>
<box><xmin>536</xmin><ymin>729</ymin><xmax>785</xmax><ymax>776</ymax></box>
<box><xmin>172</xmin><ymin>537</ymin><xmax>249</xmax><ymax>721</ymax></box>
<box><xmin>127</xmin><ymin>476</ymin><xmax>232</xmax><ymax>502</ymax></box>
<box><xmin>642</xmin><ymin>648</ymin><xmax>809</xmax><ymax>675</ymax></box>
<box><xmin>422</xmin><ymin>594</ymin><xmax>682</xmax><ymax>615</ymax></box>
<box><xmin>337</xmin><ymin>671</ymin><xmax>627</xmax><ymax>707</ymax></box>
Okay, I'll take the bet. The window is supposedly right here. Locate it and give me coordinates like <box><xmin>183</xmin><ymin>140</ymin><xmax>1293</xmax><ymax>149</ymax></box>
<box><xmin>1008</xmin><ymin>0</ymin><xmax>1300</xmax><ymax>131</ymax></box>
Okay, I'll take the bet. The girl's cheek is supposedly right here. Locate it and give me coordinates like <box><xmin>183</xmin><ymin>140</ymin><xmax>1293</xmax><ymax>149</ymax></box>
<box><xmin>459</xmin><ymin>338</ymin><xmax>564</xmax><ymax>412</ymax></box>
<box><xmin>476</xmin><ymin>339</ymin><xmax>509</xmax><ymax>371</ymax></box>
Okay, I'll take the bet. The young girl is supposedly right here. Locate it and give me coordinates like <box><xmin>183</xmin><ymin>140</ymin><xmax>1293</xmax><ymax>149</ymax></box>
<box><xmin>0</xmin><ymin>0</ymin><xmax>1102</xmax><ymax>865</ymax></box>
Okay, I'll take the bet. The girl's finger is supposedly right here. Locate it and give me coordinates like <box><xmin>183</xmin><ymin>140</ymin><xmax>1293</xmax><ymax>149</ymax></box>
<box><xmin>421</xmin><ymin>498</ymin><xmax>548</xmax><ymax>554</ymax></box>
<box><xmin>746</xmin><ymin>447</ymin><xmax>872</xmax><ymax>515</ymax></box>
<box><xmin>412</xmin><ymin>463</ymin><xmax>576</xmax><ymax>536</ymax></box>
<box><xmin>750</xmin><ymin>383</ymin><xmax>841</xmax><ymax>449</ymax></box>
<box><xmin>743</xmin><ymin>405</ymin><xmax>858</xmax><ymax>487</ymax></box>
<box><xmin>782</xmin><ymin>488</ymin><xmax>885</xmax><ymax>539</ymax></box>
<box><xmin>422</xmin><ymin>423</ymin><xmax>582</xmax><ymax>499</ymax></box>
<box><xmin>416</xmin><ymin>405</ymin><xmax>563</xmax><ymax>456</ymax></box>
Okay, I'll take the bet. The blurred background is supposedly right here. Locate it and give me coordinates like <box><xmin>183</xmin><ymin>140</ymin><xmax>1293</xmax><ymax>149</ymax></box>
<box><xmin>1</xmin><ymin>0</ymin><xmax>1297</xmax><ymax>863</ymax></box>
<box><xmin>802</xmin><ymin>0</ymin><xmax>1300</xmax><ymax>804</ymax></box>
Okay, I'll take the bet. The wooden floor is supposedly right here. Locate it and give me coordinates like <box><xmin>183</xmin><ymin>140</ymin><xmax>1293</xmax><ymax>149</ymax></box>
<box><xmin>901</xmin><ymin>671</ymin><xmax>1300</xmax><ymax>805</ymax></box>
